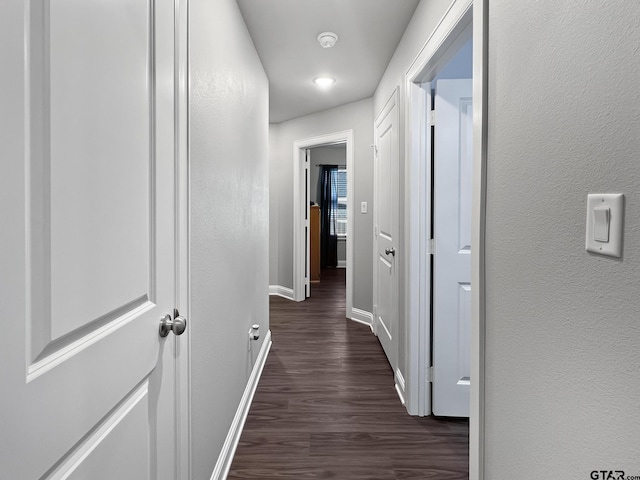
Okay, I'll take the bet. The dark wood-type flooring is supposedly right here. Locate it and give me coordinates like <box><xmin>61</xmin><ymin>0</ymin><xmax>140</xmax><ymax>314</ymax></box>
<box><xmin>228</xmin><ymin>268</ymin><xmax>469</xmax><ymax>479</ymax></box>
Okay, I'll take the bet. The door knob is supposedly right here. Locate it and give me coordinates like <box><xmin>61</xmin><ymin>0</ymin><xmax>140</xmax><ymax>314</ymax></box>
<box><xmin>159</xmin><ymin>309</ymin><xmax>187</xmax><ymax>337</ymax></box>
<box><xmin>385</xmin><ymin>247</ymin><xmax>396</xmax><ymax>256</ymax></box>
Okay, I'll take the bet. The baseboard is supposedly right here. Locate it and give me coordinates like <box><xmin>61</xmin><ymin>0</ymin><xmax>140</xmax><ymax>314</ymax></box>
<box><xmin>268</xmin><ymin>285</ymin><xmax>294</xmax><ymax>300</ymax></box>
<box><xmin>209</xmin><ymin>330</ymin><xmax>272</xmax><ymax>480</ymax></box>
<box><xmin>395</xmin><ymin>368</ymin><xmax>407</xmax><ymax>406</ymax></box>
<box><xmin>337</xmin><ymin>260</ymin><xmax>346</xmax><ymax>268</ymax></box>
<box><xmin>350</xmin><ymin>307</ymin><xmax>373</xmax><ymax>327</ymax></box>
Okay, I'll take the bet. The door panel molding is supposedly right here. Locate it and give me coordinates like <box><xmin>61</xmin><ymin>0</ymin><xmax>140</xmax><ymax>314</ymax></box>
<box><xmin>42</xmin><ymin>380</ymin><xmax>151</xmax><ymax>480</ymax></box>
<box><xmin>26</xmin><ymin>0</ymin><xmax>156</xmax><ymax>368</ymax></box>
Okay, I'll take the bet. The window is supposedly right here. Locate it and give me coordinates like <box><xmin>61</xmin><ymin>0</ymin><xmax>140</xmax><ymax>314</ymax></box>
<box><xmin>331</xmin><ymin>168</ymin><xmax>347</xmax><ymax>237</ymax></box>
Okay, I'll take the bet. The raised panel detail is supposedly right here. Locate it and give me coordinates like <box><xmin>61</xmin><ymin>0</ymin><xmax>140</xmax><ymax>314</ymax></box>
<box><xmin>42</xmin><ymin>381</ymin><xmax>151</xmax><ymax>480</ymax></box>
<box><xmin>377</xmin><ymin>125</ymin><xmax>393</xmax><ymax>239</ymax></box>
<box><xmin>377</xmin><ymin>256</ymin><xmax>393</xmax><ymax>340</ymax></box>
<box><xmin>27</xmin><ymin>0</ymin><xmax>156</xmax><ymax>367</ymax></box>
<box><xmin>457</xmin><ymin>282</ymin><xmax>471</xmax><ymax>384</ymax></box>
<box><xmin>458</xmin><ymin>97</ymin><xmax>473</xmax><ymax>254</ymax></box>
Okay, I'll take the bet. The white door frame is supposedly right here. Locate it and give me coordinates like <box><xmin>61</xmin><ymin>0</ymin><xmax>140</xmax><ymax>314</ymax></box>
<box><xmin>404</xmin><ymin>0</ymin><xmax>487</xmax><ymax>479</ymax></box>
<box><xmin>292</xmin><ymin>130</ymin><xmax>354</xmax><ymax>317</ymax></box>
<box><xmin>175</xmin><ymin>0</ymin><xmax>191</xmax><ymax>477</ymax></box>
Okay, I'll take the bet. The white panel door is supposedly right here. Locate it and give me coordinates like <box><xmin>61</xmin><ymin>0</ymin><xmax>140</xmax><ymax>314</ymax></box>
<box><xmin>432</xmin><ymin>79</ymin><xmax>473</xmax><ymax>417</ymax></box>
<box><xmin>0</xmin><ymin>0</ymin><xmax>180</xmax><ymax>478</ymax></box>
<box><xmin>373</xmin><ymin>90</ymin><xmax>399</xmax><ymax>374</ymax></box>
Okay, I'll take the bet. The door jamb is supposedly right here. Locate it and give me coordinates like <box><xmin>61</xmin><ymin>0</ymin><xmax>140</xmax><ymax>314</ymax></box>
<box><xmin>292</xmin><ymin>131</ymin><xmax>354</xmax><ymax>319</ymax></box>
<box><xmin>404</xmin><ymin>0</ymin><xmax>487</xmax><ymax>479</ymax></box>
<box><xmin>175</xmin><ymin>0</ymin><xmax>191</xmax><ymax>477</ymax></box>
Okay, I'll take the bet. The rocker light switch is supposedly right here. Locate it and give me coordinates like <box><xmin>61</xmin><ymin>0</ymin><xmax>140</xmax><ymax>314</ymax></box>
<box><xmin>593</xmin><ymin>207</ymin><xmax>610</xmax><ymax>242</ymax></box>
<box><xmin>586</xmin><ymin>194</ymin><xmax>624</xmax><ymax>257</ymax></box>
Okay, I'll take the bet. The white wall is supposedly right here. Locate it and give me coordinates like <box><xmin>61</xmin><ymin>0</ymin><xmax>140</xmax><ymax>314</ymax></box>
<box><xmin>484</xmin><ymin>1</ymin><xmax>640</xmax><ymax>476</ymax></box>
<box><xmin>309</xmin><ymin>145</ymin><xmax>346</xmax><ymax>205</ymax></box>
<box><xmin>188</xmin><ymin>1</ymin><xmax>269</xmax><ymax>478</ymax></box>
<box><xmin>269</xmin><ymin>98</ymin><xmax>373</xmax><ymax>311</ymax></box>
<box><xmin>372</xmin><ymin>0</ymin><xmax>457</xmax><ymax>400</ymax></box>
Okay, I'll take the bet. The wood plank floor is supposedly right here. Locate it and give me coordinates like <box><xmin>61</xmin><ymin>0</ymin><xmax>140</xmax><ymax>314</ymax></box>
<box><xmin>228</xmin><ymin>268</ymin><xmax>469</xmax><ymax>479</ymax></box>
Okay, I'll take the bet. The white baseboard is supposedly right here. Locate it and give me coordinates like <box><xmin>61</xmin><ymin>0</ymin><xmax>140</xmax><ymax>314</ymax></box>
<box><xmin>268</xmin><ymin>285</ymin><xmax>294</xmax><ymax>300</ymax></box>
<box><xmin>395</xmin><ymin>368</ymin><xmax>406</xmax><ymax>406</ymax></box>
<box><xmin>209</xmin><ymin>330</ymin><xmax>272</xmax><ymax>480</ymax></box>
<box><xmin>350</xmin><ymin>307</ymin><xmax>373</xmax><ymax>327</ymax></box>
<box><xmin>337</xmin><ymin>260</ymin><xmax>346</xmax><ymax>268</ymax></box>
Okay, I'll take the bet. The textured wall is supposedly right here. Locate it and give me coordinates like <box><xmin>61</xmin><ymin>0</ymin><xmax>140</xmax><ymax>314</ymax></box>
<box><xmin>309</xmin><ymin>145</ymin><xmax>346</xmax><ymax>205</ymax></box>
<box><xmin>484</xmin><ymin>1</ymin><xmax>640</xmax><ymax>476</ymax></box>
<box><xmin>188</xmin><ymin>0</ymin><xmax>269</xmax><ymax>478</ymax></box>
<box><xmin>269</xmin><ymin>98</ymin><xmax>374</xmax><ymax>312</ymax></box>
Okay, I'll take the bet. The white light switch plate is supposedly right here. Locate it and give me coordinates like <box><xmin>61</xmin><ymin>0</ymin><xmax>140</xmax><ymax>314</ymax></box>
<box><xmin>585</xmin><ymin>193</ymin><xmax>624</xmax><ymax>257</ymax></box>
<box><xmin>360</xmin><ymin>201</ymin><xmax>368</xmax><ymax>214</ymax></box>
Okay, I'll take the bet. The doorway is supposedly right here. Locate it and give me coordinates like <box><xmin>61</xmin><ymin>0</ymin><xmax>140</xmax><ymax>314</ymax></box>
<box><xmin>430</xmin><ymin>41</ymin><xmax>473</xmax><ymax>417</ymax></box>
<box><xmin>292</xmin><ymin>131</ymin><xmax>355</xmax><ymax>319</ymax></box>
<box><xmin>309</xmin><ymin>144</ymin><xmax>348</xmax><ymax>287</ymax></box>
<box><xmin>405</xmin><ymin>0</ymin><xmax>473</xmax><ymax>415</ymax></box>
<box><xmin>405</xmin><ymin>0</ymin><xmax>488</xmax><ymax>478</ymax></box>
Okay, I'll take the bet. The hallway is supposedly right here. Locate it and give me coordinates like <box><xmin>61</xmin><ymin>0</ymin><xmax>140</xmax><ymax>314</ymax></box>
<box><xmin>229</xmin><ymin>269</ymin><xmax>469</xmax><ymax>479</ymax></box>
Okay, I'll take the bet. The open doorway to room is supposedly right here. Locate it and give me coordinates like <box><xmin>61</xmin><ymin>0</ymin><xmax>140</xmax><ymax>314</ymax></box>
<box><xmin>309</xmin><ymin>144</ymin><xmax>348</xmax><ymax>288</ymax></box>
<box><xmin>406</xmin><ymin>8</ymin><xmax>473</xmax><ymax>419</ymax></box>
<box><xmin>429</xmin><ymin>34</ymin><xmax>473</xmax><ymax>418</ymax></box>
<box><xmin>405</xmin><ymin>1</ymin><xmax>489</xmax><ymax>477</ymax></box>
<box><xmin>292</xmin><ymin>131</ymin><xmax>355</xmax><ymax>319</ymax></box>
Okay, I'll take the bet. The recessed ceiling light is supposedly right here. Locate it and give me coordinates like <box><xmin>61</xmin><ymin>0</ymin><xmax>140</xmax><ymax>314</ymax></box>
<box><xmin>313</xmin><ymin>77</ymin><xmax>336</xmax><ymax>88</ymax></box>
<box><xmin>317</xmin><ymin>32</ymin><xmax>338</xmax><ymax>49</ymax></box>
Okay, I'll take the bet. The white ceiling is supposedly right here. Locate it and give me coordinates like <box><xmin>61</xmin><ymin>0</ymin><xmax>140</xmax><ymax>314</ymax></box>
<box><xmin>236</xmin><ymin>0</ymin><xmax>420</xmax><ymax>124</ymax></box>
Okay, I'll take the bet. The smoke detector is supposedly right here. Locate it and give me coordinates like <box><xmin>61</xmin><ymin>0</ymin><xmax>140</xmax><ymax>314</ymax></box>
<box><xmin>317</xmin><ymin>32</ymin><xmax>338</xmax><ymax>49</ymax></box>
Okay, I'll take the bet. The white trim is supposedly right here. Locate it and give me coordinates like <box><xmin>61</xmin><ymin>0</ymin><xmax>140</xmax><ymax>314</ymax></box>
<box><xmin>209</xmin><ymin>330</ymin><xmax>272</xmax><ymax>480</ymax></box>
<box><xmin>404</xmin><ymin>0</ymin><xmax>486</xmax><ymax>479</ymax></box>
<box><xmin>405</xmin><ymin>78</ymin><xmax>432</xmax><ymax>418</ymax></box>
<box><xmin>268</xmin><ymin>285</ymin><xmax>295</xmax><ymax>301</ymax></box>
<box><xmin>394</xmin><ymin>383</ymin><xmax>406</xmax><ymax>406</ymax></box>
<box><xmin>350</xmin><ymin>307</ymin><xmax>373</xmax><ymax>327</ymax></box>
<box><xmin>292</xmin><ymin>130</ymin><xmax>354</xmax><ymax>320</ymax></box>
<box><xmin>175</xmin><ymin>0</ymin><xmax>191</xmax><ymax>478</ymax></box>
<box><xmin>337</xmin><ymin>236</ymin><xmax>347</xmax><ymax>268</ymax></box>
<box><xmin>304</xmin><ymin>149</ymin><xmax>311</xmax><ymax>298</ymax></box>
<box><xmin>395</xmin><ymin>368</ymin><xmax>407</xmax><ymax>406</ymax></box>
<box><xmin>470</xmin><ymin>2</ymin><xmax>488</xmax><ymax>479</ymax></box>
<box><xmin>405</xmin><ymin>0</ymin><xmax>472</xmax><ymax>416</ymax></box>
<box><xmin>406</xmin><ymin>0</ymin><xmax>473</xmax><ymax>83</ymax></box>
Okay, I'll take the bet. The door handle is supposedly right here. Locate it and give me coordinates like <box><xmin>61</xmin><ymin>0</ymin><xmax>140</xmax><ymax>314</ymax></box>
<box><xmin>385</xmin><ymin>247</ymin><xmax>396</xmax><ymax>256</ymax></box>
<box><xmin>159</xmin><ymin>309</ymin><xmax>187</xmax><ymax>337</ymax></box>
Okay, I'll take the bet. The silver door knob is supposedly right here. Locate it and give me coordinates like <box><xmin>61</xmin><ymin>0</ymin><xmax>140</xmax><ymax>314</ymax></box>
<box><xmin>385</xmin><ymin>247</ymin><xmax>396</xmax><ymax>256</ymax></box>
<box><xmin>159</xmin><ymin>310</ymin><xmax>187</xmax><ymax>337</ymax></box>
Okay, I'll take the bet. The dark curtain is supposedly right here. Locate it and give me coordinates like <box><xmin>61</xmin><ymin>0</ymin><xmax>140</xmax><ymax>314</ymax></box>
<box><xmin>319</xmin><ymin>166</ymin><xmax>338</xmax><ymax>268</ymax></box>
